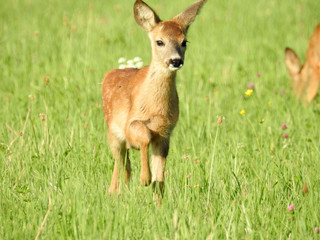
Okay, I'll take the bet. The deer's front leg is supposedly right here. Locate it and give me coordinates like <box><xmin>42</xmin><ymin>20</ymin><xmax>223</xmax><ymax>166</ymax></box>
<box><xmin>126</xmin><ymin>120</ymin><xmax>152</xmax><ymax>186</ymax></box>
<box><xmin>151</xmin><ymin>138</ymin><xmax>169</xmax><ymax>198</ymax></box>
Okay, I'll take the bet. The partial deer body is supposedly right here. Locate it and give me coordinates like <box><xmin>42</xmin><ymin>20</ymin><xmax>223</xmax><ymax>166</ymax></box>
<box><xmin>285</xmin><ymin>24</ymin><xmax>320</xmax><ymax>103</ymax></box>
<box><xmin>102</xmin><ymin>0</ymin><xmax>206</xmax><ymax>196</ymax></box>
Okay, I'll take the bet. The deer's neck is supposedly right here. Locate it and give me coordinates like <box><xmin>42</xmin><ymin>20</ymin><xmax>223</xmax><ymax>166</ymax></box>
<box><xmin>146</xmin><ymin>63</ymin><xmax>176</xmax><ymax>94</ymax></box>
<box><xmin>138</xmin><ymin>63</ymin><xmax>178</xmax><ymax>114</ymax></box>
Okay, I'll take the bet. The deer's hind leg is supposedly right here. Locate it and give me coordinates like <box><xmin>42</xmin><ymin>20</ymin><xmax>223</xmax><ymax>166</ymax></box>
<box><xmin>108</xmin><ymin>131</ymin><xmax>130</xmax><ymax>194</ymax></box>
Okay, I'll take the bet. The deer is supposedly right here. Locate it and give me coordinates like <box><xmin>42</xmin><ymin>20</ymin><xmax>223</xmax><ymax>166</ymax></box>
<box><xmin>285</xmin><ymin>24</ymin><xmax>320</xmax><ymax>103</ymax></box>
<box><xmin>101</xmin><ymin>0</ymin><xmax>206</xmax><ymax>197</ymax></box>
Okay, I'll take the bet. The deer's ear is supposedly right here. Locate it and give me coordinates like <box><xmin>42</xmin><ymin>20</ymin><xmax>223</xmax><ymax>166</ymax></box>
<box><xmin>172</xmin><ymin>0</ymin><xmax>206</xmax><ymax>32</ymax></box>
<box><xmin>134</xmin><ymin>0</ymin><xmax>161</xmax><ymax>32</ymax></box>
<box><xmin>285</xmin><ymin>47</ymin><xmax>301</xmax><ymax>78</ymax></box>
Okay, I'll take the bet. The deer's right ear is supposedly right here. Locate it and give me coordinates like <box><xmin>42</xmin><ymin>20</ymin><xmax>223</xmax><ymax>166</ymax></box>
<box><xmin>134</xmin><ymin>0</ymin><xmax>161</xmax><ymax>32</ymax></box>
<box><xmin>285</xmin><ymin>47</ymin><xmax>301</xmax><ymax>77</ymax></box>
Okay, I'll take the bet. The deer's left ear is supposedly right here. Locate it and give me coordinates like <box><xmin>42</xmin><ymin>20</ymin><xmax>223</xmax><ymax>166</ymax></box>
<box><xmin>172</xmin><ymin>0</ymin><xmax>206</xmax><ymax>32</ymax></box>
<box><xmin>285</xmin><ymin>47</ymin><xmax>301</xmax><ymax>78</ymax></box>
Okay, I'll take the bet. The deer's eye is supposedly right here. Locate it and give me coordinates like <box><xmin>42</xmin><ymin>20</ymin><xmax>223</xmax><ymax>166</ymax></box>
<box><xmin>156</xmin><ymin>40</ymin><xmax>164</xmax><ymax>46</ymax></box>
<box><xmin>182</xmin><ymin>40</ymin><xmax>187</xmax><ymax>47</ymax></box>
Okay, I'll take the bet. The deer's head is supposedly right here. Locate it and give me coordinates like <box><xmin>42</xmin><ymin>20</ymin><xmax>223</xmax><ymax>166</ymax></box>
<box><xmin>285</xmin><ymin>24</ymin><xmax>320</xmax><ymax>103</ymax></box>
<box><xmin>134</xmin><ymin>0</ymin><xmax>206</xmax><ymax>71</ymax></box>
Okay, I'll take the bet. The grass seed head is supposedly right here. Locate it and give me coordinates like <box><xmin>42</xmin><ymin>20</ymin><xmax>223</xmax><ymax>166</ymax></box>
<box><xmin>302</xmin><ymin>184</ymin><xmax>309</xmax><ymax>194</ymax></box>
<box><xmin>43</xmin><ymin>76</ymin><xmax>50</xmax><ymax>84</ymax></box>
<box><xmin>29</xmin><ymin>94</ymin><xmax>35</xmax><ymax>101</ymax></box>
<box><xmin>217</xmin><ymin>116</ymin><xmax>224</xmax><ymax>125</ymax></box>
<box><xmin>39</xmin><ymin>114</ymin><xmax>46</xmax><ymax>121</ymax></box>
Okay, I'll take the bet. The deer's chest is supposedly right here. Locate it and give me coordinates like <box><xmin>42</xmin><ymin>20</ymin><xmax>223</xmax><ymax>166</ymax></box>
<box><xmin>134</xmin><ymin>94</ymin><xmax>179</xmax><ymax>137</ymax></box>
<box><xmin>147</xmin><ymin>110</ymin><xmax>179</xmax><ymax>138</ymax></box>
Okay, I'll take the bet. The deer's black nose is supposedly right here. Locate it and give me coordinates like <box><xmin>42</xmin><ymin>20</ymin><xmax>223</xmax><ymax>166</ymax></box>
<box><xmin>171</xmin><ymin>59</ymin><xmax>184</xmax><ymax>68</ymax></box>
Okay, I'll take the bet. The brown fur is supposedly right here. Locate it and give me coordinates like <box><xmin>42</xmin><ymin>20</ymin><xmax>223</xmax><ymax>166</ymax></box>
<box><xmin>285</xmin><ymin>24</ymin><xmax>320</xmax><ymax>103</ymax></box>
<box><xmin>102</xmin><ymin>0</ymin><xmax>206</xmax><ymax>196</ymax></box>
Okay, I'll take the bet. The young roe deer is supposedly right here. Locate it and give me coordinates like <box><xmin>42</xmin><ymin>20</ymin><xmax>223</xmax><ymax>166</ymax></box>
<box><xmin>102</xmin><ymin>0</ymin><xmax>206</xmax><ymax>196</ymax></box>
<box><xmin>285</xmin><ymin>24</ymin><xmax>320</xmax><ymax>103</ymax></box>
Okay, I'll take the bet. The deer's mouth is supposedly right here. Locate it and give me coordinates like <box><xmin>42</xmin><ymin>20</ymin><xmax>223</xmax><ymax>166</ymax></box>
<box><xmin>167</xmin><ymin>58</ymin><xmax>184</xmax><ymax>71</ymax></box>
<box><xmin>168</xmin><ymin>63</ymin><xmax>183</xmax><ymax>71</ymax></box>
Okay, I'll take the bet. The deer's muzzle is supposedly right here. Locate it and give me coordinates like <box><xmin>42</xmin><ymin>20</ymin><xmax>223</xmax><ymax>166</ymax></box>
<box><xmin>168</xmin><ymin>58</ymin><xmax>184</xmax><ymax>70</ymax></box>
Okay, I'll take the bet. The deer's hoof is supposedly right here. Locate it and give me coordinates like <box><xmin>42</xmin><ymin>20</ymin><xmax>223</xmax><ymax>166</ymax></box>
<box><xmin>140</xmin><ymin>173</ymin><xmax>151</xmax><ymax>186</ymax></box>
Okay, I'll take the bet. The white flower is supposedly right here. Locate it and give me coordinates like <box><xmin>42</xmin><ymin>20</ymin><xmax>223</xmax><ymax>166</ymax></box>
<box><xmin>135</xmin><ymin>62</ymin><xmax>143</xmax><ymax>69</ymax></box>
<box><xmin>127</xmin><ymin>63</ymin><xmax>135</xmax><ymax>68</ymax></box>
<box><xmin>126</xmin><ymin>60</ymin><xmax>134</xmax><ymax>65</ymax></box>
<box><xmin>118</xmin><ymin>57</ymin><xmax>126</xmax><ymax>64</ymax></box>
<box><xmin>118</xmin><ymin>57</ymin><xmax>143</xmax><ymax>69</ymax></box>
<box><xmin>133</xmin><ymin>57</ymin><xmax>142</xmax><ymax>62</ymax></box>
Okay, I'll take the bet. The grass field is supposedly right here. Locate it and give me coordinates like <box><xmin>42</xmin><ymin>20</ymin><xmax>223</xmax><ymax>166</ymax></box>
<box><xmin>1</xmin><ymin>0</ymin><xmax>320</xmax><ymax>239</ymax></box>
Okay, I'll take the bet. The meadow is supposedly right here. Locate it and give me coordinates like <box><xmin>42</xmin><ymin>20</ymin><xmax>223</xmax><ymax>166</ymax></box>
<box><xmin>1</xmin><ymin>0</ymin><xmax>320</xmax><ymax>239</ymax></box>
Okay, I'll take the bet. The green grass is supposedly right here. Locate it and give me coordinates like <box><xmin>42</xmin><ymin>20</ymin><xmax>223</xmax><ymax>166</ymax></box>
<box><xmin>1</xmin><ymin>0</ymin><xmax>320</xmax><ymax>239</ymax></box>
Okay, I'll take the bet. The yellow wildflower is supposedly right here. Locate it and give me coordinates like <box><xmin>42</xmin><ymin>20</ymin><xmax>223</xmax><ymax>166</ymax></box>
<box><xmin>239</xmin><ymin>109</ymin><xmax>245</xmax><ymax>115</ymax></box>
<box><xmin>194</xmin><ymin>184</ymin><xmax>199</xmax><ymax>189</ymax></box>
<box><xmin>245</xmin><ymin>89</ymin><xmax>253</xmax><ymax>96</ymax></box>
